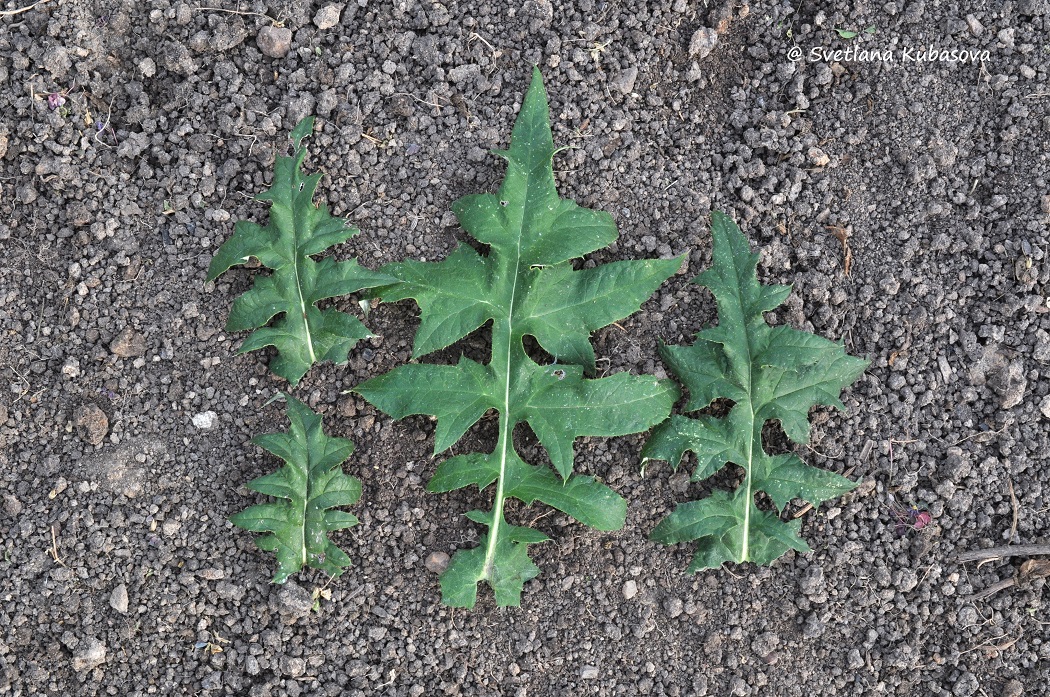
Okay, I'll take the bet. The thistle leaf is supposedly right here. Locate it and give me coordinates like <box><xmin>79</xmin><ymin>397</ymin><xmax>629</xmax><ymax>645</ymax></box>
<box><xmin>230</xmin><ymin>395</ymin><xmax>361</xmax><ymax>583</ymax></box>
<box><xmin>643</xmin><ymin>211</ymin><xmax>868</xmax><ymax>572</ymax></box>
<box><xmin>356</xmin><ymin>68</ymin><xmax>680</xmax><ymax>607</ymax></box>
<box><xmin>207</xmin><ymin>117</ymin><xmax>395</xmax><ymax>385</ymax></box>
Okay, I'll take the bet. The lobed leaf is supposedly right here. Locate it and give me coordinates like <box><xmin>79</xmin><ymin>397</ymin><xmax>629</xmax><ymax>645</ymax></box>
<box><xmin>356</xmin><ymin>67</ymin><xmax>680</xmax><ymax>607</ymax></box>
<box><xmin>230</xmin><ymin>395</ymin><xmax>362</xmax><ymax>583</ymax></box>
<box><xmin>207</xmin><ymin>117</ymin><xmax>395</xmax><ymax>385</ymax></box>
<box><xmin>643</xmin><ymin>211</ymin><xmax>868</xmax><ymax>572</ymax></box>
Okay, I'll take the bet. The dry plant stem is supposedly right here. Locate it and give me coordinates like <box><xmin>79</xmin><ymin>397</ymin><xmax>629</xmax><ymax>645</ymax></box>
<box><xmin>956</xmin><ymin>544</ymin><xmax>1050</xmax><ymax>563</ymax></box>
<box><xmin>195</xmin><ymin>6</ymin><xmax>279</xmax><ymax>24</ymax></box>
<box><xmin>965</xmin><ymin>577</ymin><xmax>1018</xmax><ymax>602</ymax></box>
<box><xmin>0</xmin><ymin>0</ymin><xmax>49</xmax><ymax>17</ymax></box>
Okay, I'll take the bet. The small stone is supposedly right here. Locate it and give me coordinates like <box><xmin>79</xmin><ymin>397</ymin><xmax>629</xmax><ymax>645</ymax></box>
<box><xmin>425</xmin><ymin>551</ymin><xmax>450</xmax><ymax>574</ymax></box>
<box><xmin>664</xmin><ymin>597</ymin><xmax>684</xmax><ymax>618</ymax></box>
<box><xmin>313</xmin><ymin>3</ymin><xmax>343</xmax><ymax>30</ymax></box>
<box><xmin>1019</xmin><ymin>0</ymin><xmax>1049</xmax><ymax>14</ymax></box>
<box><xmin>61</xmin><ymin>357</ymin><xmax>80</xmax><ymax>379</ymax></box>
<box><xmin>1033</xmin><ymin>329</ymin><xmax>1050</xmax><ymax>362</ymax></box>
<box><xmin>201</xmin><ymin>672</ymin><xmax>223</xmax><ymax>690</ymax></box>
<box><xmin>271</xmin><ymin>581</ymin><xmax>314</xmax><ymax>623</ymax></box>
<box><xmin>279</xmin><ymin>656</ymin><xmax>306</xmax><ymax>677</ymax></box>
<box><xmin>964</xmin><ymin>14</ymin><xmax>983</xmax><ymax>35</ymax></box>
<box><xmin>110</xmin><ymin>327</ymin><xmax>146</xmax><ymax>357</ymax></box>
<box><xmin>799</xmin><ymin>564</ymin><xmax>825</xmax><ymax>596</ymax></box>
<box><xmin>71</xmin><ymin>637</ymin><xmax>106</xmax><ymax>672</ymax></box>
<box><xmin>957</xmin><ymin>606</ymin><xmax>978</xmax><ymax>626</ymax></box>
<box><xmin>74</xmin><ymin>404</ymin><xmax>108</xmax><ymax>445</ymax></box>
<box><xmin>952</xmin><ymin>670</ymin><xmax>979</xmax><ymax>697</ymax></box>
<box><xmin>807</xmin><ymin>147</ymin><xmax>831</xmax><ymax>167</ymax></box>
<box><xmin>611</xmin><ymin>66</ymin><xmax>638</xmax><ymax>94</ymax></box>
<box><xmin>192</xmin><ymin>411</ymin><xmax>218</xmax><ymax>430</ymax></box>
<box><xmin>110</xmin><ymin>584</ymin><xmax>129</xmax><ymax>614</ymax></box>
<box><xmin>1041</xmin><ymin>395</ymin><xmax>1050</xmax><ymax>419</ymax></box>
<box><xmin>751</xmin><ymin>631</ymin><xmax>780</xmax><ymax>657</ymax></box>
<box><xmin>3</xmin><ymin>494</ymin><xmax>22</xmax><ymax>517</ymax></box>
<box><xmin>845</xmin><ymin>648</ymin><xmax>864</xmax><ymax>669</ymax></box>
<box><xmin>688</xmin><ymin>27</ymin><xmax>718</xmax><ymax>59</ymax></box>
<box><xmin>41</xmin><ymin>44</ymin><xmax>72</xmax><ymax>80</ymax></box>
<box><xmin>139</xmin><ymin>57</ymin><xmax>156</xmax><ymax>78</ymax></box>
<box><xmin>580</xmin><ymin>665</ymin><xmax>600</xmax><ymax>680</ymax></box>
<box><xmin>257</xmin><ymin>25</ymin><xmax>293</xmax><ymax>58</ymax></box>
<box><xmin>989</xmin><ymin>360</ymin><xmax>1027</xmax><ymax>409</ymax></box>
<box><xmin>213</xmin><ymin>21</ymin><xmax>247</xmax><ymax>51</ymax></box>
<box><xmin>622</xmin><ymin>580</ymin><xmax>638</xmax><ymax>600</ymax></box>
<box><xmin>1003</xmin><ymin>678</ymin><xmax>1024</xmax><ymax>697</ymax></box>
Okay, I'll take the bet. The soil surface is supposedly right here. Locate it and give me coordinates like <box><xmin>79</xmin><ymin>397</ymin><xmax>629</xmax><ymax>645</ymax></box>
<box><xmin>2</xmin><ymin>1</ymin><xmax>1049</xmax><ymax>695</ymax></box>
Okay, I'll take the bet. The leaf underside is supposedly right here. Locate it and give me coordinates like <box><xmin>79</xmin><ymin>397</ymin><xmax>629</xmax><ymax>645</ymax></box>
<box><xmin>356</xmin><ymin>67</ymin><xmax>680</xmax><ymax>608</ymax></box>
<box><xmin>230</xmin><ymin>395</ymin><xmax>362</xmax><ymax>583</ymax></box>
<box><xmin>206</xmin><ymin>117</ymin><xmax>395</xmax><ymax>385</ymax></box>
<box><xmin>642</xmin><ymin>212</ymin><xmax>869</xmax><ymax>573</ymax></box>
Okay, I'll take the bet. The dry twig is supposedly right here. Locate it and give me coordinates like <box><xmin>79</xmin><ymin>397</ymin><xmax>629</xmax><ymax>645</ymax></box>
<box><xmin>0</xmin><ymin>0</ymin><xmax>50</xmax><ymax>17</ymax></box>
<box><xmin>956</xmin><ymin>544</ymin><xmax>1050</xmax><ymax>563</ymax></box>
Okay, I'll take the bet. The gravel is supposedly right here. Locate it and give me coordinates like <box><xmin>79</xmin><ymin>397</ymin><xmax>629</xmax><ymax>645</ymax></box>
<box><xmin>1</xmin><ymin>0</ymin><xmax>1047</xmax><ymax>695</ymax></box>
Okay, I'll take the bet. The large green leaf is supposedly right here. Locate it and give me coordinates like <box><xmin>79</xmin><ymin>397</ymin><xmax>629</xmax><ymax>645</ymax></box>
<box><xmin>356</xmin><ymin>68</ymin><xmax>680</xmax><ymax>607</ymax></box>
<box><xmin>230</xmin><ymin>395</ymin><xmax>362</xmax><ymax>583</ymax></box>
<box><xmin>643</xmin><ymin>212</ymin><xmax>868</xmax><ymax>572</ymax></box>
<box><xmin>207</xmin><ymin>117</ymin><xmax>395</xmax><ymax>385</ymax></box>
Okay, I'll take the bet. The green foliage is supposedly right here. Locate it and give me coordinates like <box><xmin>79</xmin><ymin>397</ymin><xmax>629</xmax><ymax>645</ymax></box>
<box><xmin>356</xmin><ymin>68</ymin><xmax>680</xmax><ymax>607</ymax></box>
<box><xmin>207</xmin><ymin>117</ymin><xmax>394</xmax><ymax>385</ymax></box>
<box><xmin>643</xmin><ymin>212</ymin><xmax>868</xmax><ymax>572</ymax></box>
<box><xmin>230</xmin><ymin>395</ymin><xmax>361</xmax><ymax>583</ymax></box>
<box><xmin>834</xmin><ymin>26</ymin><xmax>876</xmax><ymax>39</ymax></box>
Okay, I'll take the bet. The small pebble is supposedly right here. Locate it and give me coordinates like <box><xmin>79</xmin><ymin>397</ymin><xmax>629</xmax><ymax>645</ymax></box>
<box><xmin>580</xmin><ymin>665</ymin><xmax>599</xmax><ymax>680</ymax></box>
<box><xmin>622</xmin><ymin>580</ymin><xmax>638</xmax><ymax>600</ymax></box>
<box><xmin>3</xmin><ymin>494</ymin><xmax>22</xmax><ymax>517</ymax></box>
<box><xmin>425</xmin><ymin>551</ymin><xmax>450</xmax><ymax>574</ymax></box>
<box><xmin>192</xmin><ymin>411</ymin><xmax>218</xmax><ymax>430</ymax></box>
<box><xmin>688</xmin><ymin>27</ymin><xmax>718</xmax><ymax>58</ymax></box>
<box><xmin>73</xmin><ymin>404</ymin><xmax>109</xmax><ymax>445</ymax></box>
<box><xmin>72</xmin><ymin>637</ymin><xmax>107</xmax><ymax>672</ymax></box>
<box><xmin>257</xmin><ymin>25</ymin><xmax>292</xmax><ymax>58</ymax></box>
<box><xmin>271</xmin><ymin>581</ymin><xmax>314</xmax><ymax>623</ymax></box>
<box><xmin>110</xmin><ymin>584</ymin><xmax>129</xmax><ymax>614</ymax></box>
<box><xmin>110</xmin><ymin>327</ymin><xmax>146</xmax><ymax>357</ymax></box>
<box><xmin>611</xmin><ymin>66</ymin><xmax>638</xmax><ymax>94</ymax></box>
<box><xmin>313</xmin><ymin>3</ymin><xmax>343</xmax><ymax>30</ymax></box>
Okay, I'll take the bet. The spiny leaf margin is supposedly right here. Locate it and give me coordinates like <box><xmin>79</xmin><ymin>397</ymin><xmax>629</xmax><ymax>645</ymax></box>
<box><xmin>642</xmin><ymin>211</ymin><xmax>869</xmax><ymax>573</ymax></box>
<box><xmin>207</xmin><ymin>117</ymin><xmax>395</xmax><ymax>385</ymax></box>
<box><xmin>356</xmin><ymin>67</ymin><xmax>681</xmax><ymax>608</ymax></box>
<box><xmin>230</xmin><ymin>394</ymin><xmax>362</xmax><ymax>583</ymax></box>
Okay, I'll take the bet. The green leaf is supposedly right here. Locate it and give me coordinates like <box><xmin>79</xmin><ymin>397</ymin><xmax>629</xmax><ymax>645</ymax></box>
<box><xmin>356</xmin><ymin>67</ymin><xmax>680</xmax><ymax>607</ymax></box>
<box><xmin>834</xmin><ymin>28</ymin><xmax>859</xmax><ymax>39</ymax></box>
<box><xmin>207</xmin><ymin>117</ymin><xmax>396</xmax><ymax>385</ymax></box>
<box><xmin>643</xmin><ymin>211</ymin><xmax>868</xmax><ymax>572</ymax></box>
<box><xmin>230</xmin><ymin>395</ymin><xmax>362</xmax><ymax>583</ymax></box>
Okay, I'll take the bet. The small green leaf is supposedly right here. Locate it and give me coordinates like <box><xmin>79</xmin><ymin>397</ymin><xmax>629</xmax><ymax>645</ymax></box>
<box><xmin>230</xmin><ymin>395</ymin><xmax>362</xmax><ymax>583</ymax></box>
<box><xmin>208</xmin><ymin>117</ymin><xmax>396</xmax><ymax>385</ymax></box>
<box><xmin>834</xmin><ymin>28</ymin><xmax>859</xmax><ymax>39</ymax></box>
<box><xmin>643</xmin><ymin>212</ymin><xmax>868</xmax><ymax>572</ymax></box>
<box><xmin>357</xmin><ymin>68</ymin><xmax>679</xmax><ymax>607</ymax></box>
